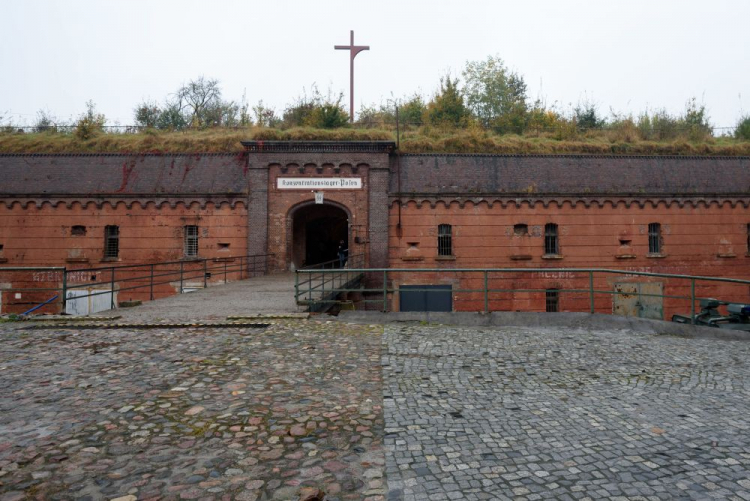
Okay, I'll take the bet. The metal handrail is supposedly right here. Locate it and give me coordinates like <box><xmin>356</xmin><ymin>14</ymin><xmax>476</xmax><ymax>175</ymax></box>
<box><xmin>294</xmin><ymin>266</ymin><xmax>750</xmax><ymax>323</ymax></box>
<box><xmin>295</xmin><ymin>254</ymin><xmax>365</xmax><ymax>306</ymax></box>
<box><xmin>0</xmin><ymin>253</ymin><xmax>272</xmax><ymax>314</ymax></box>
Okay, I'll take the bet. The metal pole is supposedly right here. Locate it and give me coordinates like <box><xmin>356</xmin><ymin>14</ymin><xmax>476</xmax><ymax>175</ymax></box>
<box><xmin>150</xmin><ymin>264</ymin><xmax>154</xmax><ymax>301</ymax></box>
<box><xmin>589</xmin><ymin>271</ymin><xmax>595</xmax><ymax>314</ymax></box>
<box><xmin>224</xmin><ymin>261</ymin><xmax>228</xmax><ymax>284</ymax></box>
<box><xmin>204</xmin><ymin>259</ymin><xmax>208</xmax><ymax>288</ymax></box>
<box><xmin>179</xmin><ymin>261</ymin><xmax>184</xmax><ymax>294</ymax></box>
<box><xmin>61</xmin><ymin>268</ymin><xmax>68</xmax><ymax>314</ymax></box>
<box><xmin>240</xmin><ymin>256</ymin><xmax>244</xmax><ymax>280</ymax></box>
<box><xmin>484</xmin><ymin>271</ymin><xmax>489</xmax><ymax>313</ymax></box>
<box><xmin>690</xmin><ymin>278</ymin><xmax>696</xmax><ymax>325</ymax></box>
<box><xmin>110</xmin><ymin>268</ymin><xmax>115</xmax><ymax>310</ymax></box>
<box><xmin>349</xmin><ymin>38</ymin><xmax>354</xmax><ymax>122</ymax></box>
<box><xmin>395</xmin><ymin>104</ymin><xmax>400</xmax><ymax>149</ymax></box>
<box><xmin>252</xmin><ymin>255</ymin><xmax>256</xmax><ymax>277</ymax></box>
<box><xmin>382</xmin><ymin>270</ymin><xmax>388</xmax><ymax>312</ymax></box>
<box><xmin>295</xmin><ymin>272</ymin><xmax>299</xmax><ymax>304</ymax></box>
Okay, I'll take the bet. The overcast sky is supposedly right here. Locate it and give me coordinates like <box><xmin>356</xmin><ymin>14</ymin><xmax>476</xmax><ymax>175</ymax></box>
<box><xmin>2</xmin><ymin>0</ymin><xmax>749</xmax><ymax>130</ymax></box>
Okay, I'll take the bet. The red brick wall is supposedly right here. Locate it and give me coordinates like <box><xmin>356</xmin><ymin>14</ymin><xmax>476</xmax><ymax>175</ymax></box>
<box><xmin>0</xmin><ymin>201</ymin><xmax>247</xmax><ymax>266</ymax></box>
<box><xmin>0</xmin><ymin>201</ymin><xmax>248</xmax><ymax>312</ymax></box>
<box><xmin>388</xmin><ymin>200</ymin><xmax>750</xmax><ymax>317</ymax></box>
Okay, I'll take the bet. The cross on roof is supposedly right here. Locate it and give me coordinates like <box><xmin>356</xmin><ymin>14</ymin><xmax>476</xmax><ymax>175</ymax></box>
<box><xmin>335</xmin><ymin>30</ymin><xmax>370</xmax><ymax>123</ymax></box>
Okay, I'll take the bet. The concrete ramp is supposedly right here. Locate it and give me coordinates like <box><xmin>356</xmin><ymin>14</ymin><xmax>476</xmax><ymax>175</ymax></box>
<box><xmin>95</xmin><ymin>273</ymin><xmax>299</xmax><ymax>322</ymax></box>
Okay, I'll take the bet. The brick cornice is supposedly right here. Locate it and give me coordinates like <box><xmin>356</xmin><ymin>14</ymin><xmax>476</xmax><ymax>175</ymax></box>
<box><xmin>389</xmin><ymin>195</ymin><xmax>750</xmax><ymax>209</ymax></box>
<box><xmin>1</xmin><ymin>196</ymin><xmax>247</xmax><ymax>210</ymax></box>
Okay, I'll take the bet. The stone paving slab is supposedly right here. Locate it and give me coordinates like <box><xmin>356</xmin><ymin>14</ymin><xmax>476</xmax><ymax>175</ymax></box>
<box><xmin>0</xmin><ymin>319</ymin><xmax>385</xmax><ymax>501</ymax></box>
<box><xmin>382</xmin><ymin>323</ymin><xmax>750</xmax><ymax>501</ymax></box>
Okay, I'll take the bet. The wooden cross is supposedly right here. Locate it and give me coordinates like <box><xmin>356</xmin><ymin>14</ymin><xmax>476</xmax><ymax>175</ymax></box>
<box><xmin>335</xmin><ymin>30</ymin><xmax>370</xmax><ymax>123</ymax></box>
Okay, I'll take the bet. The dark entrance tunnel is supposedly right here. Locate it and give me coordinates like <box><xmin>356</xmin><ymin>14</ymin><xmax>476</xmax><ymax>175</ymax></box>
<box><xmin>292</xmin><ymin>204</ymin><xmax>348</xmax><ymax>268</ymax></box>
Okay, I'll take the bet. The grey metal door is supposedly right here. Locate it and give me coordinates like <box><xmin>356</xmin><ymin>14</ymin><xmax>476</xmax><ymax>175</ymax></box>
<box><xmin>400</xmin><ymin>284</ymin><xmax>452</xmax><ymax>312</ymax></box>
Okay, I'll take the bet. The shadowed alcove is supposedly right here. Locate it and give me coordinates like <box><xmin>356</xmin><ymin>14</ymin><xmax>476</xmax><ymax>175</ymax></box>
<box><xmin>291</xmin><ymin>203</ymin><xmax>349</xmax><ymax>269</ymax></box>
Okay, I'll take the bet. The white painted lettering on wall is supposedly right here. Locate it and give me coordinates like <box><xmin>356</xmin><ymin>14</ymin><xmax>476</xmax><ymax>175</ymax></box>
<box><xmin>277</xmin><ymin>178</ymin><xmax>362</xmax><ymax>190</ymax></box>
<box><xmin>537</xmin><ymin>272</ymin><xmax>576</xmax><ymax>279</ymax></box>
<box><xmin>33</xmin><ymin>271</ymin><xmax>97</xmax><ymax>283</ymax></box>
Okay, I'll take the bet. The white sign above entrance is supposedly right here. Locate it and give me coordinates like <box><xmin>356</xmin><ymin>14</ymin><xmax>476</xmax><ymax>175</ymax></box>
<box><xmin>277</xmin><ymin>178</ymin><xmax>362</xmax><ymax>190</ymax></box>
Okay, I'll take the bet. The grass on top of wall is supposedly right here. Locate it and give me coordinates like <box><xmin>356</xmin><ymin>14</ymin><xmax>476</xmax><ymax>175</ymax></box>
<box><xmin>1</xmin><ymin>126</ymin><xmax>750</xmax><ymax>156</ymax></box>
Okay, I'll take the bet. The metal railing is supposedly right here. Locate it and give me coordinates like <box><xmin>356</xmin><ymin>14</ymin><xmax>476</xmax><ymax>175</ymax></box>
<box><xmin>294</xmin><ymin>254</ymin><xmax>365</xmax><ymax>308</ymax></box>
<box><xmin>293</xmin><ymin>267</ymin><xmax>750</xmax><ymax>323</ymax></box>
<box><xmin>0</xmin><ymin>254</ymin><xmax>271</xmax><ymax>315</ymax></box>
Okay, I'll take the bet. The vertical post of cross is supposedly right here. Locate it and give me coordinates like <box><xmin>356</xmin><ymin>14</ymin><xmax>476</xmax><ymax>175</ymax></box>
<box><xmin>335</xmin><ymin>30</ymin><xmax>370</xmax><ymax>123</ymax></box>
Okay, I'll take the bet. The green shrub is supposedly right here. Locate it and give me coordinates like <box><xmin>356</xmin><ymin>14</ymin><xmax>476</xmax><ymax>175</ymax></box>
<box><xmin>735</xmin><ymin>115</ymin><xmax>750</xmax><ymax>140</ymax></box>
<box><xmin>74</xmin><ymin>101</ymin><xmax>106</xmax><ymax>140</ymax></box>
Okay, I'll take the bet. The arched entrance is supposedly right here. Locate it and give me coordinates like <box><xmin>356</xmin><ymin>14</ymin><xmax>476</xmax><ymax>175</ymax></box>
<box><xmin>290</xmin><ymin>203</ymin><xmax>349</xmax><ymax>269</ymax></box>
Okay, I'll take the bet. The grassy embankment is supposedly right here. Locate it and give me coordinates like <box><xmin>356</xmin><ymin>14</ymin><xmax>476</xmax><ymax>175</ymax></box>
<box><xmin>1</xmin><ymin>126</ymin><xmax>749</xmax><ymax>155</ymax></box>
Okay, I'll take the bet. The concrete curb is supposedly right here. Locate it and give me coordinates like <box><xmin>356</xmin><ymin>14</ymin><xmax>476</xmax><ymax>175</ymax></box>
<box><xmin>337</xmin><ymin>311</ymin><xmax>750</xmax><ymax>341</ymax></box>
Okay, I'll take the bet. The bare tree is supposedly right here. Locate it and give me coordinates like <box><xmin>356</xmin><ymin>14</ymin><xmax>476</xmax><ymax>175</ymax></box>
<box><xmin>176</xmin><ymin>76</ymin><xmax>222</xmax><ymax>128</ymax></box>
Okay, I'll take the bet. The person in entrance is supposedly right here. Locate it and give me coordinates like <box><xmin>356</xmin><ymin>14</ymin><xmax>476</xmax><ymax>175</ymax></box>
<box><xmin>337</xmin><ymin>240</ymin><xmax>348</xmax><ymax>268</ymax></box>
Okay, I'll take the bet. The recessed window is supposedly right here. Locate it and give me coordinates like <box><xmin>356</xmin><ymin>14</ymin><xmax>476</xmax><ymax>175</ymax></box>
<box><xmin>546</xmin><ymin>289</ymin><xmax>559</xmax><ymax>312</ymax></box>
<box><xmin>218</xmin><ymin>242</ymin><xmax>230</xmax><ymax>250</ymax></box>
<box><xmin>104</xmin><ymin>226</ymin><xmax>119</xmax><ymax>258</ymax></box>
<box><xmin>184</xmin><ymin>225</ymin><xmax>199</xmax><ymax>257</ymax></box>
<box><xmin>514</xmin><ymin>224</ymin><xmax>528</xmax><ymax>236</ymax></box>
<box><xmin>438</xmin><ymin>224</ymin><xmax>453</xmax><ymax>256</ymax></box>
<box><xmin>71</xmin><ymin>225</ymin><xmax>87</xmax><ymax>236</ymax></box>
<box><xmin>648</xmin><ymin>223</ymin><xmax>661</xmax><ymax>254</ymax></box>
<box><xmin>544</xmin><ymin>223</ymin><xmax>559</xmax><ymax>255</ymax></box>
<box><xmin>0</xmin><ymin>244</ymin><xmax>4</xmax><ymax>251</ymax></box>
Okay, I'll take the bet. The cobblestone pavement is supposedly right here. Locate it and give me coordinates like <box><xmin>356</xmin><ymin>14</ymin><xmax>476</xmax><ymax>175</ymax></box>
<box><xmin>382</xmin><ymin>324</ymin><xmax>750</xmax><ymax>501</ymax></box>
<box><xmin>0</xmin><ymin>320</ymin><xmax>384</xmax><ymax>501</ymax></box>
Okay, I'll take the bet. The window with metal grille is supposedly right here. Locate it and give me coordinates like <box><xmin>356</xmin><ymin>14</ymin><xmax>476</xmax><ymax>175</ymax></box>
<box><xmin>648</xmin><ymin>223</ymin><xmax>661</xmax><ymax>254</ymax></box>
<box><xmin>104</xmin><ymin>225</ymin><xmax>119</xmax><ymax>258</ymax></box>
<box><xmin>184</xmin><ymin>225</ymin><xmax>199</xmax><ymax>257</ymax></box>
<box><xmin>545</xmin><ymin>289</ymin><xmax>559</xmax><ymax>312</ymax></box>
<box><xmin>544</xmin><ymin>223</ymin><xmax>559</xmax><ymax>255</ymax></box>
<box><xmin>437</xmin><ymin>224</ymin><xmax>452</xmax><ymax>256</ymax></box>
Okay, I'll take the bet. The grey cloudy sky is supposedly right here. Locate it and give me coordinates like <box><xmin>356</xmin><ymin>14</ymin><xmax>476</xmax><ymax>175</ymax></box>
<box><xmin>2</xmin><ymin>0</ymin><xmax>749</xmax><ymax>130</ymax></box>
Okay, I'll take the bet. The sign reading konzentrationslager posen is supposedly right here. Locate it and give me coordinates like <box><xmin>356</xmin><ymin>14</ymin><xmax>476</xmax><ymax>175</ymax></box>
<box><xmin>277</xmin><ymin>178</ymin><xmax>363</xmax><ymax>190</ymax></box>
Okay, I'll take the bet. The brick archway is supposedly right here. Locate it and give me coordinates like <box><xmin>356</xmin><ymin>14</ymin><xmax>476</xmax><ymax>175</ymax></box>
<box><xmin>286</xmin><ymin>200</ymin><xmax>352</xmax><ymax>270</ymax></box>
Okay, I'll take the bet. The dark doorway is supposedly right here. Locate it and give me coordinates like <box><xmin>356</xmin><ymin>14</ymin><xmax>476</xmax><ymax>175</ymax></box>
<box><xmin>399</xmin><ymin>284</ymin><xmax>453</xmax><ymax>312</ymax></box>
<box><xmin>292</xmin><ymin>204</ymin><xmax>348</xmax><ymax>268</ymax></box>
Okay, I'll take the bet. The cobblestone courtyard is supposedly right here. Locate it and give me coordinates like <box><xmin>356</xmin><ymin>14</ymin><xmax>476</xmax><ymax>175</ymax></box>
<box><xmin>0</xmin><ymin>320</ymin><xmax>384</xmax><ymax>501</ymax></box>
<box><xmin>383</xmin><ymin>324</ymin><xmax>750</xmax><ymax>501</ymax></box>
<box><xmin>1</xmin><ymin>317</ymin><xmax>750</xmax><ymax>500</ymax></box>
